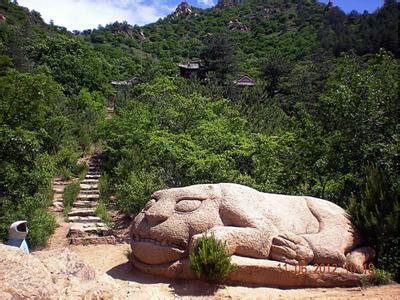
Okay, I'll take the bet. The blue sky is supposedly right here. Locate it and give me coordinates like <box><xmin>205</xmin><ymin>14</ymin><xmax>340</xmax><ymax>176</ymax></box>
<box><xmin>319</xmin><ymin>0</ymin><xmax>384</xmax><ymax>13</ymax></box>
<box><xmin>18</xmin><ymin>0</ymin><xmax>384</xmax><ymax>31</ymax></box>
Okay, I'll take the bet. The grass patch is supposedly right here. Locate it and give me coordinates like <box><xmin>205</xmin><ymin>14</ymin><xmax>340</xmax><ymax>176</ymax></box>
<box><xmin>189</xmin><ymin>234</ymin><xmax>236</xmax><ymax>283</ymax></box>
<box><xmin>361</xmin><ymin>269</ymin><xmax>393</xmax><ymax>286</ymax></box>
<box><xmin>63</xmin><ymin>182</ymin><xmax>80</xmax><ymax>217</ymax></box>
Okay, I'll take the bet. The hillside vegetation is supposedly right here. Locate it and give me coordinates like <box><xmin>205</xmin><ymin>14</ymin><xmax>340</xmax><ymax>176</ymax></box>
<box><xmin>0</xmin><ymin>0</ymin><xmax>399</xmax><ymax>280</ymax></box>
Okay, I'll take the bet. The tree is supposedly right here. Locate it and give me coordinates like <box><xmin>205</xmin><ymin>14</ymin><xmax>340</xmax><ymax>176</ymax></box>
<box><xmin>200</xmin><ymin>34</ymin><xmax>237</xmax><ymax>86</ymax></box>
<box><xmin>261</xmin><ymin>51</ymin><xmax>291</xmax><ymax>98</ymax></box>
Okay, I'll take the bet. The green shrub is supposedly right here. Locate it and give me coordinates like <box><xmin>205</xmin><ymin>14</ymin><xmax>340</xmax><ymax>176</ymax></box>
<box><xmin>189</xmin><ymin>234</ymin><xmax>236</xmax><ymax>283</ymax></box>
<box><xmin>115</xmin><ymin>170</ymin><xmax>163</xmax><ymax>215</ymax></box>
<box><xmin>348</xmin><ymin>165</ymin><xmax>399</xmax><ymax>281</ymax></box>
<box><xmin>54</xmin><ymin>145</ymin><xmax>81</xmax><ymax>179</ymax></box>
<box><xmin>99</xmin><ymin>173</ymin><xmax>112</xmax><ymax>202</ymax></box>
<box><xmin>28</xmin><ymin>209</ymin><xmax>58</xmax><ymax>248</ymax></box>
<box><xmin>361</xmin><ymin>269</ymin><xmax>393</xmax><ymax>286</ymax></box>
<box><xmin>63</xmin><ymin>182</ymin><xmax>80</xmax><ymax>216</ymax></box>
<box><xmin>95</xmin><ymin>201</ymin><xmax>112</xmax><ymax>224</ymax></box>
<box><xmin>77</xmin><ymin>162</ymin><xmax>89</xmax><ymax>181</ymax></box>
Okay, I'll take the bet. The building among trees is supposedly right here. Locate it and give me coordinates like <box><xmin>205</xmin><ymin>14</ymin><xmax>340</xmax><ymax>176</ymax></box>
<box><xmin>178</xmin><ymin>60</ymin><xmax>201</xmax><ymax>79</ymax></box>
<box><xmin>233</xmin><ymin>75</ymin><xmax>255</xmax><ymax>87</ymax></box>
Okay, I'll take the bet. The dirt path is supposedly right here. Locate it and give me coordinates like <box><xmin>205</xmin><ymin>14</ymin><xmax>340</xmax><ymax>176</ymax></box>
<box><xmin>46</xmin><ymin>213</ymin><xmax>70</xmax><ymax>250</ymax></box>
<box><xmin>68</xmin><ymin>243</ymin><xmax>400</xmax><ymax>299</ymax></box>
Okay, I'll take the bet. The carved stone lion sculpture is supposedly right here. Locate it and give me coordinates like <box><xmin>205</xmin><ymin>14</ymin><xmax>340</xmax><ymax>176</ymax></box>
<box><xmin>130</xmin><ymin>183</ymin><xmax>375</xmax><ymax>287</ymax></box>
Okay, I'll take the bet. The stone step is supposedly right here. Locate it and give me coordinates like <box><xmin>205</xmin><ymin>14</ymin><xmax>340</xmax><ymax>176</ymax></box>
<box><xmin>77</xmin><ymin>194</ymin><xmax>100</xmax><ymax>200</ymax></box>
<box><xmin>85</xmin><ymin>174</ymin><xmax>101</xmax><ymax>179</ymax></box>
<box><xmin>87</xmin><ymin>173</ymin><xmax>100</xmax><ymax>177</ymax></box>
<box><xmin>68</xmin><ymin>208</ymin><xmax>96</xmax><ymax>217</ymax></box>
<box><xmin>53</xmin><ymin>195</ymin><xmax>63</xmax><ymax>202</ymax></box>
<box><xmin>82</xmin><ymin>179</ymin><xmax>99</xmax><ymax>184</ymax></box>
<box><xmin>74</xmin><ymin>201</ymin><xmax>98</xmax><ymax>208</ymax></box>
<box><xmin>79</xmin><ymin>189</ymin><xmax>100</xmax><ymax>194</ymax></box>
<box><xmin>51</xmin><ymin>201</ymin><xmax>64</xmax><ymax>212</ymax></box>
<box><xmin>69</xmin><ymin>236</ymin><xmax>116</xmax><ymax>246</ymax></box>
<box><xmin>80</xmin><ymin>184</ymin><xmax>98</xmax><ymax>190</ymax></box>
<box><xmin>80</xmin><ymin>184</ymin><xmax>99</xmax><ymax>191</ymax></box>
<box><xmin>69</xmin><ymin>223</ymin><xmax>112</xmax><ymax>237</ymax></box>
<box><xmin>52</xmin><ymin>186</ymin><xmax>65</xmax><ymax>193</ymax></box>
<box><xmin>53</xmin><ymin>181</ymin><xmax>71</xmax><ymax>186</ymax></box>
<box><xmin>68</xmin><ymin>216</ymin><xmax>102</xmax><ymax>223</ymax></box>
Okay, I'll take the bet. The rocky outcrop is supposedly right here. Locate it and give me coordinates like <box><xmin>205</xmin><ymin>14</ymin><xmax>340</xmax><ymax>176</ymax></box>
<box><xmin>174</xmin><ymin>2</ymin><xmax>193</xmax><ymax>17</ymax></box>
<box><xmin>130</xmin><ymin>183</ymin><xmax>375</xmax><ymax>287</ymax></box>
<box><xmin>0</xmin><ymin>244</ymin><xmax>120</xmax><ymax>299</ymax></box>
<box><xmin>228</xmin><ymin>19</ymin><xmax>250</xmax><ymax>32</ymax></box>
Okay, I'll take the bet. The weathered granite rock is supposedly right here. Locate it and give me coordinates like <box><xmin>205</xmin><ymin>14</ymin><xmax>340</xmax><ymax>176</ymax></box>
<box><xmin>0</xmin><ymin>244</ymin><xmax>120</xmax><ymax>299</ymax></box>
<box><xmin>131</xmin><ymin>183</ymin><xmax>375</xmax><ymax>286</ymax></box>
<box><xmin>0</xmin><ymin>244</ymin><xmax>58</xmax><ymax>299</ymax></box>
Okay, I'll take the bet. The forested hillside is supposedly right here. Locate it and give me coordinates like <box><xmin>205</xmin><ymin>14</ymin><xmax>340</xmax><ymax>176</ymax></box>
<box><xmin>0</xmin><ymin>0</ymin><xmax>399</xmax><ymax>280</ymax></box>
<box><xmin>0</xmin><ymin>0</ymin><xmax>112</xmax><ymax>247</ymax></box>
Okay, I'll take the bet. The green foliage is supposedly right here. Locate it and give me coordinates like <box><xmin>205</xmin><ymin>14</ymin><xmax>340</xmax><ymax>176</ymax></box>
<box><xmin>62</xmin><ymin>182</ymin><xmax>80</xmax><ymax>216</ymax></box>
<box><xmin>348</xmin><ymin>165</ymin><xmax>399</xmax><ymax>280</ymax></box>
<box><xmin>31</xmin><ymin>35</ymin><xmax>112</xmax><ymax>95</ymax></box>
<box><xmin>0</xmin><ymin>0</ymin><xmax>399</xmax><ymax>269</ymax></box>
<box><xmin>102</xmin><ymin>78</ymin><xmax>256</xmax><ymax>214</ymax></box>
<box><xmin>361</xmin><ymin>269</ymin><xmax>393</xmax><ymax>286</ymax></box>
<box><xmin>189</xmin><ymin>234</ymin><xmax>236</xmax><ymax>283</ymax></box>
<box><xmin>95</xmin><ymin>201</ymin><xmax>112</xmax><ymax>224</ymax></box>
<box><xmin>27</xmin><ymin>209</ymin><xmax>58</xmax><ymax>248</ymax></box>
<box><xmin>201</xmin><ymin>34</ymin><xmax>237</xmax><ymax>85</ymax></box>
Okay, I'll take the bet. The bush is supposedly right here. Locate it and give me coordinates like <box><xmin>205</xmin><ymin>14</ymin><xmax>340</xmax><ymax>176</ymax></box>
<box><xmin>115</xmin><ymin>170</ymin><xmax>163</xmax><ymax>215</ymax></box>
<box><xmin>348</xmin><ymin>165</ymin><xmax>399</xmax><ymax>281</ymax></box>
<box><xmin>28</xmin><ymin>209</ymin><xmax>57</xmax><ymax>248</ymax></box>
<box><xmin>361</xmin><ymin>269</ymin><xmax>393</xmax><ymax>286</ymax></box>
<box><xmin>189</xmin><ymin>234</ymin><xmax>236</xmax><ymax>283</ymax></box>
<box><xmin>62</xmin><ymin>182</ymin><xmax>80</xmax><ymax>216</ymax></box>
<box><xmin>95</xmin><ymin>201</ymin><xmax>111</xmax><ymax>224</ymax></box>
<box><xmin>77</xmin><ymin>162</ymin><xmax>89</xmax><ymax>181</ymax></box>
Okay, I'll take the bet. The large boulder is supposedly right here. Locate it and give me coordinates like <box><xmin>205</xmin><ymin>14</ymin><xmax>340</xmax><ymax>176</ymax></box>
<box><xmin>131</xmin><ymin>183</ymin><xmax>375</xmax><ymax>287</ymax></box>
<box><xmin>0</xmin><ymin>244</ymin><xmax>120</xmax><ymax>299</ymax></box>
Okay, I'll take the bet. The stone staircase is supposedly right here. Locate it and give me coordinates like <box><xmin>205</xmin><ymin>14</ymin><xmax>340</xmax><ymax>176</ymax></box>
<box><xmin>51</xmin><ymin>178</ymin><xmax>71</xmax><ymax>212</ymax></box>
<box><xmin>67</xmin><ymin>155</ymin><xmax>115</xmax><ymax>245</ymax></box>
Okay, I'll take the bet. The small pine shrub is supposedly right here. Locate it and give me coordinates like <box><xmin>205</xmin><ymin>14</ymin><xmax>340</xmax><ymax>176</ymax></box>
<box><xmin>361</xmin><ymin>269</ymin><xmax>393</xmax><ymax>286</ymax></box>
<box><xmin>189</xmin><ymin>234</ymin><xmax>236</xmax><ymax>283</ymax></box>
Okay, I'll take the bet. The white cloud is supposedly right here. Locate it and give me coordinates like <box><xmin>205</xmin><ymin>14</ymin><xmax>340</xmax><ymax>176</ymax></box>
<box><xmin>197</xmin><ymin>0</ymin><xmax>214</xmax><ymax>6</ymax></box>
<box><xmin>18</xmin><ymin>0</ymin><xmax>174</xmax><ymax>31</ymax></box>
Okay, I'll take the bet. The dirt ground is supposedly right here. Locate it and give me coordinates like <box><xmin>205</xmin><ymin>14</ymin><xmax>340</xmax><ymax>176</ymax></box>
<box><xmin>69</xmin><ymin>243</ymin><xmax>400</xmax><ymax>299</ymax></box>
